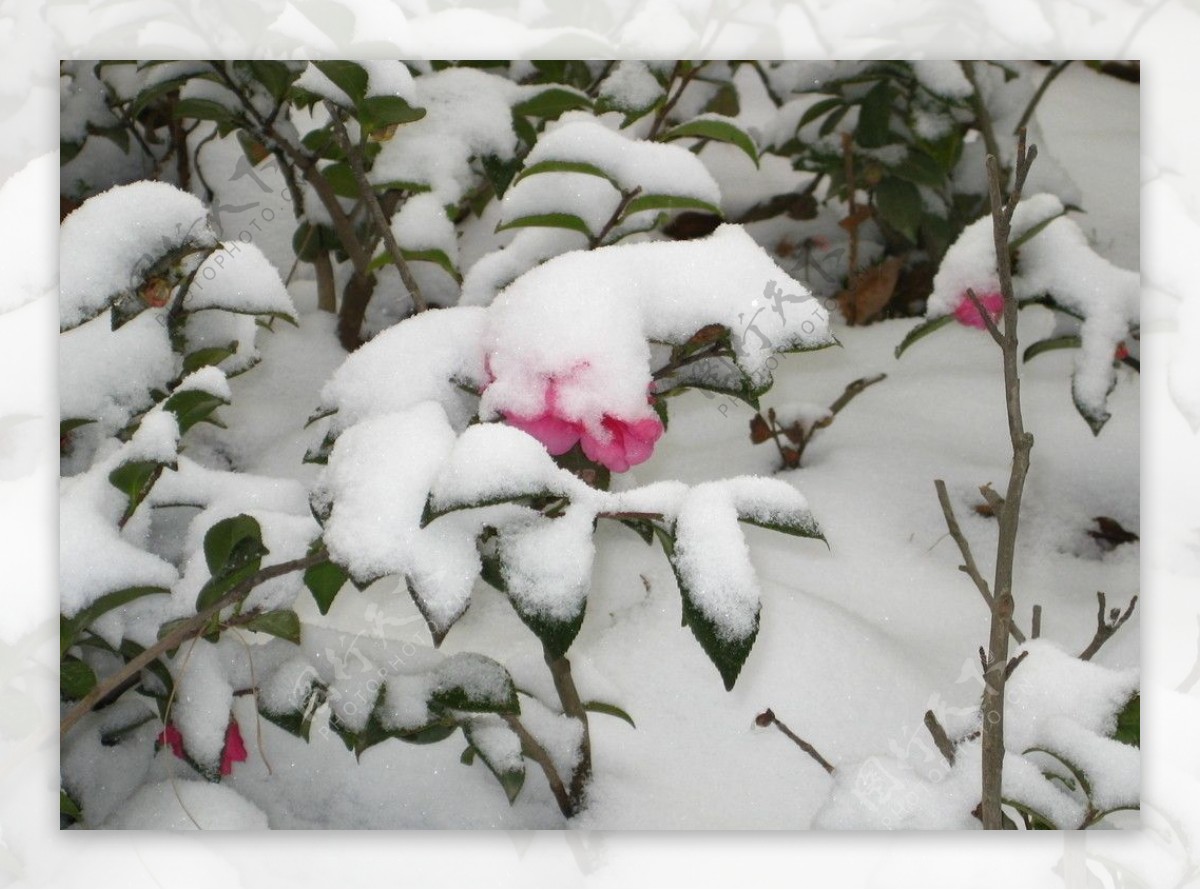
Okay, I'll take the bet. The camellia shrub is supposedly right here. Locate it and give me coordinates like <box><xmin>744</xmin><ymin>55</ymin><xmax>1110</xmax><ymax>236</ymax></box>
<box><xmin>60</xmin><ymin>59</ymin><xmax>1138</xmax><ymax>829</ymax></box>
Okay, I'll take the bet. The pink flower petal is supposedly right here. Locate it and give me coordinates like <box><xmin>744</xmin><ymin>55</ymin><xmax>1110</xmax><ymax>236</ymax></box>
<box><xmin>505</xmin><ymin>411</ymin><xmax>583</xmax><ymax>455</ymax></box>
<box><xmin>220</xmin><ymin>718</ymin><xmax>248</xmax><ymax>776</ymax></box>
<box><xmin>953</xmin><ymin>291</ymin><xmax>1004</xmax><ymax>329</ymax></box>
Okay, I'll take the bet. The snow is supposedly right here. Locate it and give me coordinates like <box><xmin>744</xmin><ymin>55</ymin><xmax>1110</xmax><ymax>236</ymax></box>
<box><xmin>912</xmin><ymin>61</ymin><xmax>973</xmax><ymax>99</ymax></box>
<box><xmin>429</xmin><ymin>422</ymin><xmax>585</xmax><ymax>513</ymax></box>
<box><xmin>459</xmin><ymin>227</ymin><xmax>587</xmax><ymax>308</ymax></box>
<box><xmin>498</xmin><ymin>505</ymin><xmax>597</xmax><ymax>623</ymax></box>
<box><xmin>295</xmin><ymin>63</ymin><xmax>352</xmax><ymax>107</ymax></box>
<box><xmin>433</xmin><ymin>652</ymin><xmax>514</xmax><ymax>709</ymax></box>
<box><xmin>101</xmin><ymin>780</ymin><xmax>270</xmax><ymax>830</ymax></box>
<box><xmin>519</xmin><ymin>119</ymin><xmax>721</xmax><ymax>209</ymax></box>
<box><xmin>169</xmin><ymin>639</ymin><xmax>235</xmax><ymax>772</ymax></box>
<box><xmin>499</xmin><ymin>169</ymin><xmax>621</xmax><ymax>239</ymax></box>
<box><xmin>318</xmin><ymin>306</ymin><xmax>487</xmax><ymax>434</ymax></box>
<box><xmin>0</xmin><ymin>153</ymin><xmax>55</xmax><ymax>313</ymax></box>
<box><xmin>480</xmin><ymin>225</ymin><xmax>834</xmax><ymax>441</ymax></box>
<box><xmin>672</xmin><ymin>481</ymin><xmax>761</xmax><ymax>642</ymax></box>
<box><xmin>390</xmin><ymin>192</ymin><xmax>458</xmax><ymax>263</ymax></box>
<box><xmin>59</xmin><ymin>311</ymin><xmax>176</xmax><ymax>435</ymax></box>
<box><xmin>59</xmin><ymin>181</ymin><xmax>214</xmax><ymax>330</ymax></box>
<box><xmin>57</xmin><ymin>61</ymin><xmax>1140</xmax><ymax>834</ymax></box>
<box><xmin>173</xmin><ymin>366</ymin><xmax>230</xmax><ymax>401</ymax></box>
<box><xmin>186</xmin><ymin>240</ymin><xmax>297</xmax><ymax>319</ymax></box>
<box><xmin>361</xmin><ymin>60</ymin><xmax>416</xmax><ymax>102</ymax></box>
<box><xmin>317</xmin><ymin>403</ymin><xmax>458</xmax><ymax>583</ymax></box>
<box><xmin>926</xmin><ymin>193</ymin><xmax>1139</xmax><ymax>428</ymax></box>
<box><xmin>598</xmin><ymin>61</ymin><xmax>664</xmax><ymax>113</ymax></box>
<box><xmin>369</xmin><ymin>68</ymin><xmax>521</xmax><ymax>203</ymax></box>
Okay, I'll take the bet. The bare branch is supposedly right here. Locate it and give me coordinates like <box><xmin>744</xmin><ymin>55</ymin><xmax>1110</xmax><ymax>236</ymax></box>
<box><xmin>923</xmin><ymin>710</ymin><xmax>956</xmax><ymax>765</ymax></box>
<box><xmin>965</xmin><ymin>288</ymin><xmax>1004</xmax><ymax>347</ymax></box>
<box><xmin>62</xmin><ymin>550</ymin><xmax>328</xmax><ymax>738</ymax></box>
<box><xmin>1078</xmin><ymin>592</ymin><xmax>1138</xmax><ymax>661</ymax></box>
<box><xmin>1031</xmin><ymin>604</ymin><xmax>1042</xmax><ymax>640</ymax></box>
<box><xmin>934</xmin><ymin>479</ymin><xmax>1026</xmax><ymax>644</ymax></box>
<box><xmin>502</xmin><ymin>713</ymin><xmax>575</xmax><ymax>817</ymax></box>
<box><xmin>326</xmin><ymin>103</ymin><xmax>428</xmax><ymax>313</ymax></box>
<box><xmin>755</xmin><ymin>709</ymin><xmax>835</xmax><ymax>774</ymax></box>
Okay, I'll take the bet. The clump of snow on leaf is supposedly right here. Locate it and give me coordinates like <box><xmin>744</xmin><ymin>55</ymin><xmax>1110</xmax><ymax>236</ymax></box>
<box><xmin>186</xmin><ymin>241</ymin><xmax>297</xmax><ymax>320</ymax></box>
<box><xmin>59</xmin><ymin>181</ymin><xmax>214</xmax><ymax>330</ymax></box>
<box><xmin>926</xmin><ymin>194</ymin><xmax>1138</xmax><ymax>432</ymax></box>
<box><xmin>597</xmin><ymin>61</ymin><xmax>664</xmax><ymax>113</ymax></box>
<box><xmin>318</xmin><ymin>306</ymin><xmax>487</xmax><ymax>434</ymax></box>
<box><xmin>370</xmin><ymin>68</ymin><xmax>520</xmax><ymax>203</ymax></box>
<box><xmin>481</xmin><ymin>226</ymin><xmax>834</xmax><ymax>452</ymax></box>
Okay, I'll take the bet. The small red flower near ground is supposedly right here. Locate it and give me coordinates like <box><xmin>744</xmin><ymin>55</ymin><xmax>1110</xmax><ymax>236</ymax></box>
<box><xmin>157</xmin><ymin>717</ymin><xmax>247</xmax><ymax>776</ymax></box>
<box><xmin>953</xmin><ymin>290</ymin><xmax>1004</xmax><ymax>329</ymax></box>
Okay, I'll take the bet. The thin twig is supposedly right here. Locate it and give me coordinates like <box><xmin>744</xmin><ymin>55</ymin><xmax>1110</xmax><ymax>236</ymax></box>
<box><xmin>1077</xmin><ymin>592</ymin><xmax>1138</xmax><ymax>661</ymax></box>
<box><xmin>589</xmin><ymin>186</ymin><xmax>643</xmax><ymax>248</ymax></box>
<box><xmin>61</xmin><ymin>551</ymin><xmax>327</xmax><ymax>738</ymax></box>
<box><xmin>960</xmin><ymin>61</ymin><xmax>1005</xmax><ymax>188</ymax></box>
<box><xmin>1031</xmin><ymin>604</ymin><xmax>1042</xmax><ymax>640</ymax></box>
<box><xmin>965</xmin><ymin>287</ymin><xmax>1004</xmax><ymax>348</ymax></box>
<box><xmin>1014</xmin><ymin>61</ymin><xmax>1071</xmax><ymax>134</ymax></box>
<box><xmin>934</xmin><ymin>479</ymin><xmax>1026</xmax><ymax>645</ymax></box>
<box><xmin>978</xmin><ymin>483</ymin><xmax>1005</xmax><ymax>517</ymax></box>
<box><xmin>326</xmin><ymin>103</ymin><xmax>427</xmax><ymax>313</ymax></box>
<box><xmin>502</xmin><ymin>713</ymin><xmax>574</xmax><ymax>817</ymax></box>
<box><xmin>923</xmin><ymin>710</ymin><xmax>956</xmax><ymax>765</ymax></box>
<box><xmin>755</xmin><ymin>708</ymin><xmax>835</xmax><ymax>774</ymax></box>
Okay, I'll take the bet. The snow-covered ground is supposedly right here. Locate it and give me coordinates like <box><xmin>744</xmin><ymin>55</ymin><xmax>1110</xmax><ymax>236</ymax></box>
<box><xmin>60</xmin><ymin>64</ymin><xmax>1139</xmax><ymax>831</ymax></box>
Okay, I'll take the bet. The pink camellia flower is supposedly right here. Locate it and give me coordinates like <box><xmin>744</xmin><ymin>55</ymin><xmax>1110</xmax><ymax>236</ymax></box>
<box><xmin>953</xmin><ymin>290</ymin><xmax>1004</xmax><ymax>329</ymax></box>
<box><xmin>500</xmin><ymin>377</ymin><xmax>664</xmax><ymax>473</ymax></box>
<box><xmin>157</xmin><ymin>717</ymin><xmax>247</xmax><ymax>776</ymax></box>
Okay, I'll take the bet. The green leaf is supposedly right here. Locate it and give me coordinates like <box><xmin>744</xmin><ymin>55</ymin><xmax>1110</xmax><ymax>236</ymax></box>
<box><xmin>797</xmin><ymin>96</ymin><xmax>844</xmax><ymax>130</ymax></box>
<box><xmin>513</xmin><ymin>86</ymin><xmax>591</xmax><ymax>120</ymax></box>
<box><xmin>874</xmin><ymin>176</ymin><xmax>922</xmax><ymax>240</ymax></box>
<box><xmin>246</xmin><ymin>61</ymin><xmax>296</xmax><ymax>102</ymax></box>
<box><xmin>370</xmin><ymin>247</ymin><xmax>461</xmax><ymax>283</ymax></box>
<box><xmin>818</xmin><ymin>104</ymin><xmax>851</xmax><ymax>137</ymax></box>
<box><xmin>507</xmin><ymin>594</ymin><xmax>585</xmax><ymax>662</ymax></box>
<box><xmin>61</xmin><ymin>789</ymin><xmax>82</xmax><ymax>822</ymax></box>
<box><xmin>461</xmin><ymin>720</ymin><xmax>525</xmax><ymax>804</ymax></box>
<box><xmin>244</xmin><ymin>609</ymin><xmax>301</xmax><ymax>644</ymax></box>
<box><xmin>359</xmin><ymin>94</ymin><xmax>426</xmax><ymax>130</ymax></box>
<box><xmin>196</xmin><ymin>514</ymin><xmax>268</xmax><ymax>611</ymax></box>
<box><xmin>670</xmin><ymin>550</ymin><xmax>758</xmax><ymax>692</ymax></box>
<box><xmin>1010</xmin><ymin>208</ymin><xmax>1068</xmax><ymax>251</ymax></box>
<box><xmin>172</xmin><ymin>98</ymin><xmax>235</xmax><ymax>126</ymax></box>
<box><xmin>856</xmin><ymin>81</ymin><xmax>894</xmax><ymax>148</ymax></box>
<box><xmin>182</xmin><ymin>344</ymin><xmax>237</xmax><ymax>375</ymax></box>
<box><xmin>108</xmin><ymin>459</ymin><xmax>169</xmax><ymax>519</ymax></box>
<box><xmin>1073</xmin><ymin>381</ymin><xmax>1111</xmax><ymax>437</ymax></box>
<box><xmin>481</xmin><ymin>153</ymin><xmax>523</xmax><ymax>199</ymax></box>
<box><xmin>204</xmin><ymin>514</ymin><xmax>265</xmax><ymax>577</ymax></box>
<box><xmin>429</xmin><ymin>654</ymin><xmax>520</xmax><ymax>715</ymax></box>
<box><xmin>583</xmin><ymin>700</ymin><xmax>637</xmax><ymax>729</ymax></box>
<box><xmin>320</xmin><ymin>162</ymin><xmax>360</xmax><ymax>200</ymax></box>
<box><xmin>1023</xmin><ymin>746</ymin><xmax>1093</xmax><ymax>801</ymax></box>
<box><xmin>128</xmin><ymin>75</ymin><xmax>194</xmax><ymax>118</ymax></box>
<box><xmin>894</xmin><ymin>314</ymin><xmax>954</xmax><ymax>359</ymax></box>
<box><xmin>1002</xmin><ymin>798</ymin><xmax>1060</xmax><ymax>830</ymax></box>
<box><xmin>304</xmin><ymin>559</ymin><xmax>348</xmax><ymax>615</ymax></box>
<box><xmin>60</xmin><ymin>418</ymin><xmax>95</xmax><ymax>438</ymax></box>
<box><xmin>301</xmin><ymin>127</ymin><xmax>341</xmax><ymax>160</ymax></box>
<box><xmin>623</xmin><ymin>194</ymin><xmax>723</xmax><ymax>218</ymax></box>
<box><xmin>61</xmin><ymin>586</ymin><xmax>169</xmax><ymax>656</ymax></box>
<box><xmin>513</xmin><ymin>159</ymin><xmax>617</xmax><ymax>188</ymax></box>
<box><xmin>1113</xmin><ymin>693</ymin><xmax>1139</xmax><ymax>747</ymax></box>
<box><xmin>737</xmin><ymin>510</ymin><xmax>827</xmax><ymax>544</ymax></box>
<box><xmin>163</xmin><ymin>388</ymin><xmax>228</xmax><ymax>435</ymax></box>
<box><xmin>61</xmin><ymin>656</ymin><xmax>98</xmax><ymax>701</ymax></box>
<box><xmin>1023</xmin><ymin>334</ymin><xmax>1082</xmax><ymax>364</ymax></box>
<box><xmin>312</xmin><ymin>61</ymin><xmax>368</xmax><ymax>106</ymax></box>
<box><xmin>890</xmin><ymin>149</ymin><xmax>946</xmax><ymax>187</ymax></box>
<box><xmin>496</xmin><ymin>212</ymin><xmax>594</xmax><ymax>239</ymax></box>
<box><xmin>661</xmin><ymin>118</ymin><xmax>759</xmax><ymax>166</ymax></box>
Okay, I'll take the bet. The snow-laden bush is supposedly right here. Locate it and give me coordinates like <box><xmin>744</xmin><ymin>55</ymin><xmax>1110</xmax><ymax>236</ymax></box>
<box><xmin>60</xmin><ymin>59</ymin><xmax>1138</xmax><ymax>829</ymax></box>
